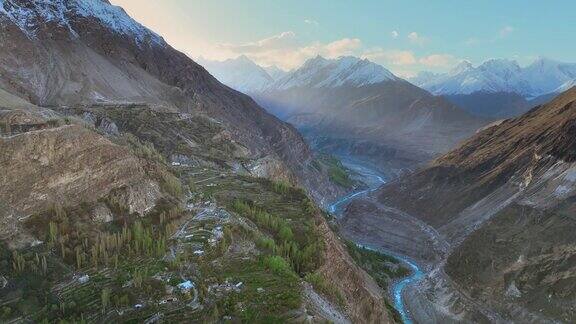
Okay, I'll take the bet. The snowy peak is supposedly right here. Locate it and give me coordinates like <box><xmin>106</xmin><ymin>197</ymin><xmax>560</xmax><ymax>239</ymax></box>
<box><xmin>198</xmin><ymin>55</ymin><xmax>280</xmax><ymax>93</ymax></box>
<box><xmin>0</xmin><ymin>0</ymin><xmax>163</xmax><ymax>45</ymax></box>
<box><xmin>477</xmin><ymin>59</ymin><xmax>521</xmax><ymax>80</ymax></box>
<box><xmin>412</xmin><ymin>57</ymin><xmax>576</xmax><ymax>97</ymax></box>
<box><xmin>450</xmin><ymin>60</ymin><xmax>474</xmax><ymax>76</ymax></box>
<box><xmin>271</xmin><ymin>55</ymin><xmax>398</xmax><ymax>90</ymax></box>
<box><xmin>264</xmin><ymin>65</ymin><xmax>289</xmax><ymax>80</ymax></box>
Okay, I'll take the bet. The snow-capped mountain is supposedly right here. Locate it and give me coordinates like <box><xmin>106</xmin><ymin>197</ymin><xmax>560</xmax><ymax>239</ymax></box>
<box><xmin>264</xmin><ymin>65</ymin><xmax>289</xmax><ymax>80</ymax></box>
<box><xmin>412</xmin><ymin>58</ymin><xmax>576</xmax><ymax>98</ymax></box>
<box><xmin>0</xmin><ymin>0</ymin><xmax>163</xmax><ymax>45</ymax></box>
<box><xmin>198</xmin><ymin>55</ymin><xmax>282</xmax><ymax>93</ymax></box>
<box><xmin>270</xmin><ymin>55</ymin><xmax>398</xmax><ymax>90</ymax></box>
<box><xmin>521</xmin><ymin>58</ymin><xmax>576</xmax><ymax>96</ymax></box>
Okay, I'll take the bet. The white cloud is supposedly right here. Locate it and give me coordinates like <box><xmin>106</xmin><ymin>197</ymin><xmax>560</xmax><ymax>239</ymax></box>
<box><xmin>499</xmin><ymin>26</ymin><xmax>514</xmax><ymax>38</ymax></box>
<box><xmin>419</xmin><ymin>54</ymin><xmax>457</xmax><ymax>67</ymax></box>
<box><xmin>214</xmin><ymin>32</ymin><xmax>362</xmax><ymax>69</ymax></box>
<box><xmin>363</xmin><ymin>49</ymin><xmax>416</xmax><ymax>66</ymax></box>
<box><xmin>304</xmin><ymin>19</ymin><xmax>319</xmax><ymax>26</ymax></box>
<box><xmin>407</xmin><ymin>32</ymin><xmax>428</xmax><ymax>45</ymax></box>
<box><xmin>218</xmin><ymin>31</ymin><xmax>298</xmax><ymax>54</ymax></box>
<box><xmin>201</xmin><ymin>31</ymin><xmax>456</xmax><ymax>75</ymax></box>
<box><xmin>390</xmin><ymin>30</ymin><xmax>399</xmax><ymax>39</ymax></box>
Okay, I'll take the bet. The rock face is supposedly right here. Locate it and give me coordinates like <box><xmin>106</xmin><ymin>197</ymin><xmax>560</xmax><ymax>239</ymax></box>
<box><xmin>0</xmin><ymin>124</ymin><xmax>161</xmax><ymax>216</ymax></box>
<box><xmin>374</xmin><ymin>88</ymin><xmax>576</xmax><ymax>322</ymax></box>
<box><xmin>0</xmin><ymin>0</ymin><xmax>343</xmax><ymax>201</ymax></box>
<box><xmin>315</xmin><ymin>216</ymin><xmax>391</xmax><ymax>323</ymax></box>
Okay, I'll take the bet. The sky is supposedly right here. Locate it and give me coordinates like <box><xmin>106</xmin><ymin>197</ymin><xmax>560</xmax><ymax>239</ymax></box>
<box><xmin>111</xmin><ymin>0</ymin><xmax>575</xmax><ymax>77</ymax></box>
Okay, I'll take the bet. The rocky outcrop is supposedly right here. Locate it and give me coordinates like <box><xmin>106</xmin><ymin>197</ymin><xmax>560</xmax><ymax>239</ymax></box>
<box><xmin>315</xmin><ymin>216</ymin><xmax>392</xmax><ymax>323</ymax></box>
<box><xmin>0</xmin><ymin>124</ymin><xmax>161</xmax><ymax>218</ymax></box>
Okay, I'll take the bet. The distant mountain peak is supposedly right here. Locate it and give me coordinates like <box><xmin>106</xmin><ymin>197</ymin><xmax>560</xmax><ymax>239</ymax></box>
<box><xmin>413</xmin><ymin>57</ymin><xmax>576</xmax><ymax>97</ymax></box>
<box><xmin>450</xmin><ymin>60</ymin><xmax>474</xmax><ymax>75</ymax></box>
<box><xmin>198</xmin><ymin>55</ymin><xmax>276</xmax><ymax>93</ymax></box>
<box><xmin>271</xmin><ymin>55</ymin><xmax>398</xmax><ymax>90</ymax></box>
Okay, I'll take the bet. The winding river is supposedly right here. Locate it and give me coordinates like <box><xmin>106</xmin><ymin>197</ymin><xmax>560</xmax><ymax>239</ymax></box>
<box><xmin>327</xmin><ymin>161</ymin><xmax>424</xmax><ymax>324</ymax></box>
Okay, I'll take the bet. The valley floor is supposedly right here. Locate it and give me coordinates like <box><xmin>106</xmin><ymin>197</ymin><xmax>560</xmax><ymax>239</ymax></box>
<box><xmin>333</xmin><ymin>159</ymin><xmax>508</xmax><ymax>324</ymax></box>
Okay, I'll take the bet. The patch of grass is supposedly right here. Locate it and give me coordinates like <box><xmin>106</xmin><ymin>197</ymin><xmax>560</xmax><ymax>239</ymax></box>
<box><xmin>202</xmin><ymin>258</ymin><xmax>302</xmax><ymax>322</ymax></box>
<box><xmin>318</xmin><ymin>155</ymin><xmax>354</xmax><ymax>188</ymax></box>
<box><xmin>345</xmin><ymin>241</ymin><xmax>410</xmax><ymax>290</ymax></box>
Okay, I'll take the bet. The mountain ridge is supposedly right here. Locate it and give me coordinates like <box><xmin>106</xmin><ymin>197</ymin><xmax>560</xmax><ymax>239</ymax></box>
<box><xmin>412</xmin><ymin>57</ymin><xmax>576</xmax><ymax>98</ymax></box>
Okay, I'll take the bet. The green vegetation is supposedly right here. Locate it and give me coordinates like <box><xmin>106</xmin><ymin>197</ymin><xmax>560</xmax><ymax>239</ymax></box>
<box><xmin>345</xmin><ymin>241</ymin><xmax>410</xmax><ymax>290</ymax></box>
<box><xmin>199</xmin><ymin>258</ymin><xmax>302</xmax><ymax>323</ymax></box>
<box><xmin>230</xmin><ymin>198</ymin><xmax>323</xmax><ymax>275</ymax></box>
<box><xmin>345</xmin><ymin>241</ymin><xmax>409</xmax><ymax>323</ymax></box>
<box><xmin>317</xmin><ymin>155</ymin><xmax>355</xmax><ymax>188</ymax></box>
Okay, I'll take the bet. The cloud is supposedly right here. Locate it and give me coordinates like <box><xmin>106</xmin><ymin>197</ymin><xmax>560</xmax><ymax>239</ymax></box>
<box><xmin>204</xmin><ymin>31</ymin><xmax>456</xmax><ymax>74</ymax></box>
<box><xmin>499</xmin><ymin>26</ymin><xmax>514</xmax><ymax>38</ymax></box>
<box><xmin>419</xmin><ymin>54</ymin><xmax>457</xmax><ymax>67</ymax></box>
<box><xmin>304</xmin><ymin>19</ymin><xmax>319</xmax><ymax>26</ymax></box>
<box><xmin>407</xmin><ymin>32</ymin><xmax>428</xmax><ymax>45</ymax></box>
<box><xmin>390</xmin><ymin>30</ymin><xmax>399</xmax><ymax>39</ymax></box>
<box><xmin>363</xmin><ymin>49</ymin><xmax>416</xmax><ymax>66</ymax></box>
<box><xmin>215</xmin><ymin>32</ymin><xmax>362</xmax><ymax>69</ymax></box>
<box><xmin>218</xmin><ymin>31</ymin><xmax>298</xmax><ymax>54</ymax></box>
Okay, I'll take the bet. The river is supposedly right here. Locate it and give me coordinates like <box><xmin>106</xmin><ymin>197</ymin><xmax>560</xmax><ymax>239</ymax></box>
<box><xmin>327</xmin><ymin>160</ymin><xmax>425</xmax><ymax>324</ymax></box>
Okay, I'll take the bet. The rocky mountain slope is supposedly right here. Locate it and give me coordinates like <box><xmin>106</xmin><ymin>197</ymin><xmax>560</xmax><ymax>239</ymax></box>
<box><xmin>253</xmin><ymin>56</ymin><xmax>486</xmax><ymax>173</ymax></box>
<box><xmin>0</xmin><ymin>0</ymin><xmax>345</xmax><ymax>203</ymax></box>
<box><xmin>0</xmin><ymin>1</ymin><xmax>392</xmax><ymax>322</ymax></box>
<box><xmin>372</xmin><ymin>87</ymin><xmax>576</xmax><ymax>322</ymax></box>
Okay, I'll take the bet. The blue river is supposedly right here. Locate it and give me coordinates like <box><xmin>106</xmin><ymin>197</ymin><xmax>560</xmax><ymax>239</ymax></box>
<box><xmin>327</xmin><ymin>161</ymin><xmax>424</xmax><ymax>324</ymax></box>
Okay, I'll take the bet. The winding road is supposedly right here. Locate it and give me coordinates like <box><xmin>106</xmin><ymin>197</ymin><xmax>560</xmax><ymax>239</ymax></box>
<box><xmin>327</xmin><ymin>160</ymin><xmax>425</xmax><ymax>324</ymax></box>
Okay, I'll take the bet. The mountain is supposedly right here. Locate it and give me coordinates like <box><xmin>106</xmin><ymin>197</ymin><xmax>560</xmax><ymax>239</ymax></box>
<box><xmin>411</xmin><ymin>58</ymin><xmax>576</xmax><ymax>118</ymax></box>
<box><xmin>0</xmin><ymin>1</ymin><xmax>392</xmax><ymax>322</ymax></box>
<box><xmin>253</xmin><ymin>56</ymin><xmax>486</xmax><ymax>173</ymax></box>
<box><xmin>270</xmin><ymin>55</ymin><xmax>399</xmax><ymax>90</ymax></box>
<box><xmin>0</xmin><ymin>0</ymin><xmax>351</xmax><ymax>201</ymax></box>
<box><xmin>413</xmin><ymin>58</ymin><xmax>576</xmax><ymax>98</ymax></box>
<box><xmin>264</xmin><ymin>64</ymin><xmax>289</xmax><ymax>80</ymax></box>
<box><xmin>352</xmin><ymin>88</ymin><xmax>576</xmax><ymax>322</ymax></box>
<box><xmin>197</xmin><ymin>55</ymin><xmax>278</xmax><ymax>93</ymax></box>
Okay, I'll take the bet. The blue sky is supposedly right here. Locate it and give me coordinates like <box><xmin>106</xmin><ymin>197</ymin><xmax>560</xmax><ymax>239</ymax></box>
<box><xmin>112</xmin><ymin>0</ymin><xmax>575</xmax><ymax>76</ymax></box>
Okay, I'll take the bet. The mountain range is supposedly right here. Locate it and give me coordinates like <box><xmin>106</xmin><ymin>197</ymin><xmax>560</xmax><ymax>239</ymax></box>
<box><xmin>412</xmin><ymin>58</ymin><xmax>576</xmax><ymax>98</ymax></box>
<box><xmin>203</xmin><ymin>55</ymin><xmax>576</xmax><ymax>120</ymax></box>
<box><xmin>410</xmin><ymin>58</ymin><xmax>576</xmax><ymax>118</ymax></box>
<box><xmin>232</xmin><ymin>55</ymin><xmax>486</xmax><ymax>173</ymax></box>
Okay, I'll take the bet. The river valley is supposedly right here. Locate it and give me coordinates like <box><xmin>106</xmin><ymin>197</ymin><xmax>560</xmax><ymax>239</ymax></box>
<box><xmin>327</xmin><ymin>159</ymin><xmax>427</xmax><ymax>324</ymax></box>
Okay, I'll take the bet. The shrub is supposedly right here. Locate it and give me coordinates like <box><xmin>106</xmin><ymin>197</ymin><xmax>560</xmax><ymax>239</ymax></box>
<box><xmin>262</xmin><ymin>256</ymin><xmax>294</xmax><ymax>277</ymax></box>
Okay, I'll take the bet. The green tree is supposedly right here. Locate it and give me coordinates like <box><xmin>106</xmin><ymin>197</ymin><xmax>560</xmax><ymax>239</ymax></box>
<box><xmin>101</xmin><ymin>288</ymin><xmax>111</xmax><ymax>314</ymax></box>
